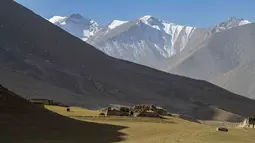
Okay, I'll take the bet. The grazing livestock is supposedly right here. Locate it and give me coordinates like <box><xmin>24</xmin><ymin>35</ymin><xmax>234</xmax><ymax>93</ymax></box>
<box><xmin>99</xmin><ymin>112</ymin><xmax>105</xmax><ymax>116</ymax></box>
<box><xmin>217</xmin><ymin>127</ymin><xmax>228</xmax><ymax>132</ymax></box>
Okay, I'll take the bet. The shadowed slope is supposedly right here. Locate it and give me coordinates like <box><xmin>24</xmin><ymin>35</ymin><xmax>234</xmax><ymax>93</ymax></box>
<box><xmin>1</xmin><ymin>0</ymin><xmax>255</xmax><ymax>121</ymax></box>
<box><xmin>0</xmin><ymin>84</ymin><xmax>127</xmax><ymax>143</ymax></box>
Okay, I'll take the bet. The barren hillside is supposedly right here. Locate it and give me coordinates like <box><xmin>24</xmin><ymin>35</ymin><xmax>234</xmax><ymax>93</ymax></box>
<box><xmin>1</xmin><ymin>0</ymin><xmax>255</xmax><ymax>121</ymax></box>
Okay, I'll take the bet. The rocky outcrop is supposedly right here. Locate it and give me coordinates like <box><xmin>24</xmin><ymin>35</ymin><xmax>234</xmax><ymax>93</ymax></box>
<box><xmin>239</xmin><ymin>117</ymin><xmax>255</xmax><ymax>128</ymax></box>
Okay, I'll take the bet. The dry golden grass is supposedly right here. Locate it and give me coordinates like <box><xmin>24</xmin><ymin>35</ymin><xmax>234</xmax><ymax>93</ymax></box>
<box><xmin>44</xmin><ymin>105</ymin><xmax>100</xmax><ymax>117</ymax></box>
<box><xmin>45</xmin><ymin>105</ymin><xmax>255</xmax><ymax>143</ymax></box>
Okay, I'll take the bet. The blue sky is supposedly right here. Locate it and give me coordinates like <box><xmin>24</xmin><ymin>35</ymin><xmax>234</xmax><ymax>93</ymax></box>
<box><xmin>16</xmin><ymin>0</ymin><xmax>254</xmax><ymax>27</ymax></box>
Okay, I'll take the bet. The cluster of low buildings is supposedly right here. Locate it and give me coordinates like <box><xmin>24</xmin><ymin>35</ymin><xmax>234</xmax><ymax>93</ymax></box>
<box><xmin>100</xmin><ymin>104</ymin><xmax>170</xmax><ymax>118</ymax></box>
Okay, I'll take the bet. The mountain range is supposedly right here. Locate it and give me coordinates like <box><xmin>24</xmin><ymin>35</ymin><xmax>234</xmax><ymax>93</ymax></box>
<box><xmin>49</xmin><ymin>14</ymin><xmax>255</xmax><ymax>99</ymax></box>
<box><xmin>1</xmin><ymin>0</ymin><xmax>255</xmax><ymax>122</ymax></box>
<box><xmin>49</xmin><ymin>14</ymin><xmax>250</xmax><ymax>67</ymax></box>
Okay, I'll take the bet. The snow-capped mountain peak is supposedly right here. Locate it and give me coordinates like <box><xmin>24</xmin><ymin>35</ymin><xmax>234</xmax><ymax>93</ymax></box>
<box><xmin>139</xmin><ymin>15</ymin><xmax>153</xmax><ymax>22</ymax></box>
<box><xmin>49</xmin><ymin>13</ymin><xmax>99</xmax><ymax>41</ymax></box>
<box><xmin>137</xmin><ymin>15</ymin><xmax>169</xmax><ymax>32</ymax></box>
<box><xmin>225</xmin><ymin>17</ymin><xmax>251</xmax><ymax>26</ymax></box>
<box><xmin>49</xmin><ymin>16</ymin><xmax>66</xmax><ymax>23</ymax></box>
<box><xmin>64</xmin><ymin>13</ymin><xmax>93</xmax><ymax>24</ymax></box>
<box><xmin>68</xmin><ymin>13</ymin><xmax>84</xmax><ymax>19</ymax></box>
<box><xmin>108</xmin><ymin>20</ymin><xmax>128</xmax><ymax>29</ymax></box>
<box><xmin>211</xmin><ymin>17</ymin><xmax>251</xmax><ymax>33</ymax></box>
<box><xmin>49</xmin><ymin>14</ymin><xmax>252</xmax><ymax>69</ymax></box>
<box><xmin>138</xmin><ymin>15</ymin><xmax>163</xmax><ymax>26</ymax></box>
<box><xmin>137</xmin><ymin>15</ymin><xmax>195</xmax><ymax>36</ymax></box>
<box><xmin>86</xmin><ymin>15</ymin><xmax>196</xmax><ymax>63</ymax></box>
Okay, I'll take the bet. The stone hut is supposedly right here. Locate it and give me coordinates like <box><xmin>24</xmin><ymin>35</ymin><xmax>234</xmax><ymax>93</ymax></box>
<box><xmin>100</xmin><ymin>104</ymin><xmax>130</xmax><ymax>116</ymax></box>
<box><xmin>156</xmin><ymin>106</ymin><xmax>168</xmax><ymax>116</ymax></box>
<box><xmin>130</xmin><ymin>104</ymin><xmax>160</xmax><ymax>117</ymax></box>
<box><xmin>131</xmin><ymin>104</ymin><xmax>157</xmax><ymax>112</ymax></box>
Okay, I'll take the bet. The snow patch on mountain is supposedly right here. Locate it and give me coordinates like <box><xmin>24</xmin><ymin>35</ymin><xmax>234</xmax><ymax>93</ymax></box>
<box><xmin>239</xmin><ymin>20</ymin><xmax>251</xmax><ymax>26</ymax></box>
